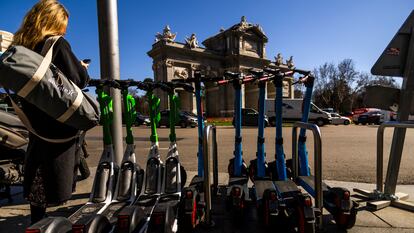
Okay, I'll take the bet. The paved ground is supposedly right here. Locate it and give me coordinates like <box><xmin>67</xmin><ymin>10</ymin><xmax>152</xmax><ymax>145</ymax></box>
<box><xmin>1</xmin><ymin>169</ymin><xmax>413</xmax><ymax>233</ymax></box>
<box><xmin>1</xmin><ymin>124</ymin><xmax>414</xmax><ymax>232</ymax></box>
<box><xmin>85</xmin><ymin>124</ymin><xmax>414</xmax><ymax>184</ymax></box>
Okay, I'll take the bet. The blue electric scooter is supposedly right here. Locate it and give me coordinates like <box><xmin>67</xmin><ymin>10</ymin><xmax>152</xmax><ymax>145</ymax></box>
<box><xmin>290</xmin><ymin>69</ymin><xmax>358</xmax><ymax>230</ymax></box>
<box><xmin>263</xmin><ymin>68</ymin><xmax>316</xmax><ymax>232</ymax></box>
<box><xmin>171</xmin><ymin>71</ymin><xmax>222</xmax><ymax>231</ymax></box>
<box><xmin>217</xmin><ymin>72</ymin><xmax>251</xmax><ymax>215</ymax></box>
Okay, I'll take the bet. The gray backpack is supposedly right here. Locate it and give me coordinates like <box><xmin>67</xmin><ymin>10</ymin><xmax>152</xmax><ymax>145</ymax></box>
<box><xmin>0</xmin><ymin>36</ymin><xmax>100</xmax><ymax>143</ymax></box>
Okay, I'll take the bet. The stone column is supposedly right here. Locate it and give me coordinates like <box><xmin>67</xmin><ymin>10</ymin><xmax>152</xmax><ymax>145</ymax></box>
<box><xmin>267</xmin><ymin>82</ymin><xmax>276</xmax><ymax>99</ymax></box>
<box><xmin>205</xmin><ymin>83</ymin><xmax>220</xmax><ymax>116</ymax></box>
<box><xmin>177</xmin><ymin>90</ymin><xmax>193</xmax><ymax>112</ymax></box>
<box><xmin>244</xmin><ymin>82</ymin><xmax>259</xmax><ymax>110</ymax></box>
<box><xmin>157</xmin><ymin>60</ymin><xmax>172</xmax><ymax>110</ymax></box>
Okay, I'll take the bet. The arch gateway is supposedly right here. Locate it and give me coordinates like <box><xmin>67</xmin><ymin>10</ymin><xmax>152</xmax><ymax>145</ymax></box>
<box><xmin>147</xmin><ymin>17</ymin><xmax>294</xmax><ymax>117</ymax></box>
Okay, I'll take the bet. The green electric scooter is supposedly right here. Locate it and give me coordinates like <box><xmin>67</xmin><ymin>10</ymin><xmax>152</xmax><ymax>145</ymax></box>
<box><xmin>147</xmin><ymin>81</ymin><xmax>193</xmax><ymax>233</ymax></box>
<box><xmin>116</xmin><ymin>80</ymin><xmax>165</xmax><ymax>233</ymax></box>
<box><xmin>90</xmin><ymin>80</ymin><xmax>145</xmax><ymax>231</ymax></box>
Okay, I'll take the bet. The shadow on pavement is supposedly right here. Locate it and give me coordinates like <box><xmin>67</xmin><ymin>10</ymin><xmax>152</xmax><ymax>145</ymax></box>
<box><xmin>0</xmin><ymin>186</ymin><xmax>89</xmax><ymax>233</ymax></box>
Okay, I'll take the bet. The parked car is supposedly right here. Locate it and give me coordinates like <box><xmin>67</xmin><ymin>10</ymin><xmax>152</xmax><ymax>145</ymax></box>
<box><xmin>266</xmin><ymin>99</ymin><xmax>332</xmax><ymax>126</ymax></box>
<box><xmin>330</xmin><ymin>113</ymin><xmax>351</xmax><ymax>125</ymax></box>
<box><xmin>182</xmin><ymin>110</ymin><xmax>206</xmax><ymax>122</ymax></box>
<box><xmin>135</xmin><ymin>112</ymin><xmax>150</xmax><ymax>126</ymax></box>
<box><xmin>158</xmin><ymin>110</ymin><xmax>197</xmax><ymax>128</ymax></box>
<box><xmin>352</xmin><ymin>108</ymin><xmax>378</xmax><ymax>124</ymax></box>
<box><xmin>232</xmin><ymin>108</ymin><xmax>269</xmax><ymax>126</ymax></box>
<box><xmin>322</xmin><ymin>108</ymin><xmax>335</xmax><ymax>113</ymax></box>
<box><xmin>341</xmin><ymin>111</ymin><xmax>354</xmax><ymax>118</ymax></box>
<box><xmin>357</xmin><ymin>111</ymin><xmax>382</xmax><ymax>125</ymax></box>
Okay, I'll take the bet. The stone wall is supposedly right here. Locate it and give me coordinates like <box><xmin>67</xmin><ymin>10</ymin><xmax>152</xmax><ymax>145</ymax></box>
<box><xmin>0</xmin><ymin>30</ymin><xmax>13</xmax><ymax>52</ymax></box>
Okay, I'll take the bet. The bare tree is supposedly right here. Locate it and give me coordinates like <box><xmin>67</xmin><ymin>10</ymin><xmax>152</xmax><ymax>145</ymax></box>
<box><xmin>312</xmin><ymin>58</ymin><xmax>401</xmax><ymax>113</ymax></box>
<box><xmin>313</xmin><ymin>59</ymin><xmax>360</xmax><ymax>113</ymax></box>
<box><xmin>313</xmin><ymin>62</ymin><xmax>337</xmax><ymax>109</ymax></box>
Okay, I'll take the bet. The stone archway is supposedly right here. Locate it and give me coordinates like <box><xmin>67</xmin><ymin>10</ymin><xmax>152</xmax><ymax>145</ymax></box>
<box><xmin>147</xmin><ymin>17</ymin><xmax>294</xmax><ymax>117</ymax></box>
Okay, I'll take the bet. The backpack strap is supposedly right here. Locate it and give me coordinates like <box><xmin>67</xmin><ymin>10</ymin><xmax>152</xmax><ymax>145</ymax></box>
<box><xmin>56</xmin><ymin>79</ymin><xmax>84</xmax><ymax>123</ymax></box>
<box><xmin>17</xmin><ymin>36</ymin><xmax>61</xmax><ymax>98</ymax></box>
<box><xmin>7</xmin><ymin>93</ymin><xmax>80</xmax><ymax>144</ymax></box>
<box><xmin>38</xmin><ymin>36</ymin><xmax>85</xmax><ymax>124</ymax></box>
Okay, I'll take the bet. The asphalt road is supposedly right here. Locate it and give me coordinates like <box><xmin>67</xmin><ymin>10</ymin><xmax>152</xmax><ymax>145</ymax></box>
<box><xmin>84</xmin><ymin>124</ymin><xmax>414</xmax><ymax>184</ymax></box>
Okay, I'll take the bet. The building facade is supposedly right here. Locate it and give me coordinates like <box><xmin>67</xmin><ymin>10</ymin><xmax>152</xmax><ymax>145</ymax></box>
<box><xmin>147</xmin><ymin>17</ymin><xmax>294</xmax><ymax>117</ymax></box>
<box><xmin>0</xmin><ymin>30</ymin><xmax>13</xmax><ymax>52</ymax></box>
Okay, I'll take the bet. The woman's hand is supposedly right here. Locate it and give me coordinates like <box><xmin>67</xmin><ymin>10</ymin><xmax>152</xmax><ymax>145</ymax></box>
<box><xmin>80</xmin><ymin>60</ymin><xmax>89</xmax><ymax>69</ymax></box>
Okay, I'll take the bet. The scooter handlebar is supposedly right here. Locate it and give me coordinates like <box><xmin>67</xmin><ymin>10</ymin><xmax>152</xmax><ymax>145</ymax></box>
<box><xmin>292</xmin><ymin>74</ymin><xmax>315</xmax><ymax>86</ymax></box>
<box><xmin>223</xmin><ymin>71</ymin><xmax>240</xmax><ymax>79</ymax></box>
<box><xmin>88</xmin><ymin>79</ymin><xmax>120</xmax><ymax>88</ymax></box>
<box><xmin>292</xmin><ymin>68</ymin><xmax>311</xmax><ymax>76</ymax></box>
<box><xmin>114</xmin><ymin>79</ymin><xmax>142</xmax><ymax>90</ymax></box>
<box><xmin>170</xmin><ymin>81</ymin><xmax>194</xmax><ymax>92</ymax></box>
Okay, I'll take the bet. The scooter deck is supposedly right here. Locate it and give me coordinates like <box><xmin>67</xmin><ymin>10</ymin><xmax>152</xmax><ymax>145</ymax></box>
<box><xmin>99</xmin><ymin>201</ymin><xmax>130</xmax><ymax>223</ymax></box>
<box><xmin>227</xmin><ymin>176</ymin><xmax>249</xmax><ymax>200</ymax></box>
<box><xmin>69</xmin><ymin>202</ymin><xmax>107</xmax><ymax>224</ymax></box>
<box><xmin>254</xmin><ymin>179</ymin><xmax>275</xmax><ymax>200</ymax></box>
<box><xmin>273</xmin><ymin>180</ymin><xmax>301</xmax><ymax>199</ymax></box>
<box><xmin>149</xmin><ymin>194</ymin><xmax>181</xmax><ymax>232</ymax></box>
<box><xmin>135</xmin><ymin>194</ymin><xmax>159</xmax><ymax>208</ymax></box>
<box><xmin>228</xmin><ymin>176</ymin><xmax>248</xmax><ymax>186</ymax></box>
<box><xmin>297</xmin><ymin>175</ymin><xmax>329</xmax><ymax>197</ymax></box>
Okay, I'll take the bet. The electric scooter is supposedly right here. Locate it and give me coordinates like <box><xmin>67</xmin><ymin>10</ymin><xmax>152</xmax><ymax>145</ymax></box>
<box><xmin>290</xmin><ymin>68</ymin><xmax>358</xmax><ymax>230</ymax></box>
<box><xmin>244</xmin><ymin>70</ymin><xmax>276</xmax><ymax>225</ymax></box>
<box><xmin>116</xmin><ymin>80</ymin><xmax>165</xmax><ymax>233</ymax></box>
<box><xmin>251</xmin><ymin>68</ymin><xmax>316</xmax><ymax>232</ymax></box>
<box><xmin>26</xmin><ymin>79</ymin><xmax>119</xmax><ymax>233</ymax></box>
<box><xmin>89</xmin><ymin>79</ymin><xmax>145</xmax><ymax>231</ymax></box>
<box><xmin>171</xmin><ymin>71</ymin><xmax>222</xmax><ymax>230</ymax></box>
<box><xmin>217</xmin><ymin>72</ymin><xmax>250</xmax><ymax>216</ymax></box>
<box><xmin>147</xmin><ymin>81</ymin><xmax>193</xmax><ymax>233</ymax></box>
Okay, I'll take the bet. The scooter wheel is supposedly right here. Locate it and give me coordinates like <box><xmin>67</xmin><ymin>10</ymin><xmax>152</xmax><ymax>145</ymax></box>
<box><xmin>334</xmin><ymin>205</ymin><xmax>357</xmax><ymax>229</ymax></box>
<box><xmin>297</xmin><ymin>207</ymin><xmax>315</xmax><ymax>233</ymax></box>
<box><xmin>181</xmin><ymin>198</ymin><xmax>198</xmax><ymax>231</ymax></box>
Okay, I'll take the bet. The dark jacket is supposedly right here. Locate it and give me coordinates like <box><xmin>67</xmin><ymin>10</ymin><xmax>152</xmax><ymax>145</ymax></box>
<box><xmin>23</xmin><ymin>36</ymin><xmax>89</xmax><ymax>204</ymax></box>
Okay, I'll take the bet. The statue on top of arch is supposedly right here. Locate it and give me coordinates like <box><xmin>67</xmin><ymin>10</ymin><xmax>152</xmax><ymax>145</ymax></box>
<box><xmin>185</xmin><ymin>33</ymin><xmax>199</xmax><ymax>49</ymax></box>
<box><xmin>155</xmin><ymin>25</ymin><xmax>177</xmax><ymax>43</ymax></box>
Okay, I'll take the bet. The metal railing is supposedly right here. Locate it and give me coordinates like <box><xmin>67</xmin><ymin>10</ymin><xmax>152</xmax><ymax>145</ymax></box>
<box><xmin>292</xmin><ymin>122</ymin><xmax>323</xmax><ymax>228</ymax></box>
<box><xmin>202</xmin><ymin>124</ymin><xmax>218</xmax><ymax>226</ymax></box>
<box><xmin>376</xmin><ymin>121</ymin><xmax>414</xmax><ymax>193</ymax></box>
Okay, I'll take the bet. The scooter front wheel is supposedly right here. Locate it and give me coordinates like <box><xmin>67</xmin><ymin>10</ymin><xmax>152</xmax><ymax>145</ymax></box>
<box><xmin>334</xmin><ymin>205</ymin><xmax>357</xmax><ymax>229</ymax></box>
<box><xmin>297</xmin><ymin>207</ymin><xmax>315</xmax><ymax>233</ymax></box>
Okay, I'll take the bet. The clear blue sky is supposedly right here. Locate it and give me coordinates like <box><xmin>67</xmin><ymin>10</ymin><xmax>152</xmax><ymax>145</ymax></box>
<box><xmin>1</xmin><ymin>0</ymin><xmax>413</xmax><ymax>81</ymax></box>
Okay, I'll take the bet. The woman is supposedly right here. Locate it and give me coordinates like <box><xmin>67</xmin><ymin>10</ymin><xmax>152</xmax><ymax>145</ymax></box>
<box><xmin>11</xmin><ymin>0</ymin><xmax>89</xmax><ymax>224</ymax></box>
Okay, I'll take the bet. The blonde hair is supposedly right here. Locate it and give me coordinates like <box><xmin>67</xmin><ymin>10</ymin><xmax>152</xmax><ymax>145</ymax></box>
<box><xmin>12</xmin><ymin>0</ymin><xmax>69</xmax><ymax>49</ymax></box>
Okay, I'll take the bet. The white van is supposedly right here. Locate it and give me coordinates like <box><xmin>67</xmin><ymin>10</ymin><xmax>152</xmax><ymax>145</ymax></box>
<box><xmin>265</xmin><ymin>99</ymin><xmax>332</xmax><ymax>126</ymax></box>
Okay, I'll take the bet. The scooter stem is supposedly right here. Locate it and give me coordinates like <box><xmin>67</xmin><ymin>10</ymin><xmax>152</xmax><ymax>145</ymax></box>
<box><xmin>195</xmin><ymin>80</ymin><xmax>204</xmax><ymax>177</ymax></box>
<box><xmin>298</xmin><ymin>77</ymin><xmax>315</xmax><ymax>176</ymax></box>
<box><xmin>234</xmin><ymin>81</ymin><xmax>243</xmax><ymax>177</ymax></box>
<box><xmin>148</xmin><ymin>92</ymin><xmax>160</xmax><ymax>145</ymax></box>
<box><xmin>257</xmin><ymin>81</ymin><xmax>266</xmax><ymax>178</ymax></box>
<box><xmin>169</xmin><ymin>93</ymin><xmax>178</xmax><ymax>143</ymax></box>
<box><xmin>275</xmin><ymin>75</ymin><xmax>287</xmax><ymax>180</ymax></box>
<box><xmin>96</xmin><ymin>88</ymin><xmax>113</xmax><ymax>146</ymax></box>
<box><xmin>122</xmin><ymin>90</ymin><xmax>135</xmax><ymax>145</ymax></box>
